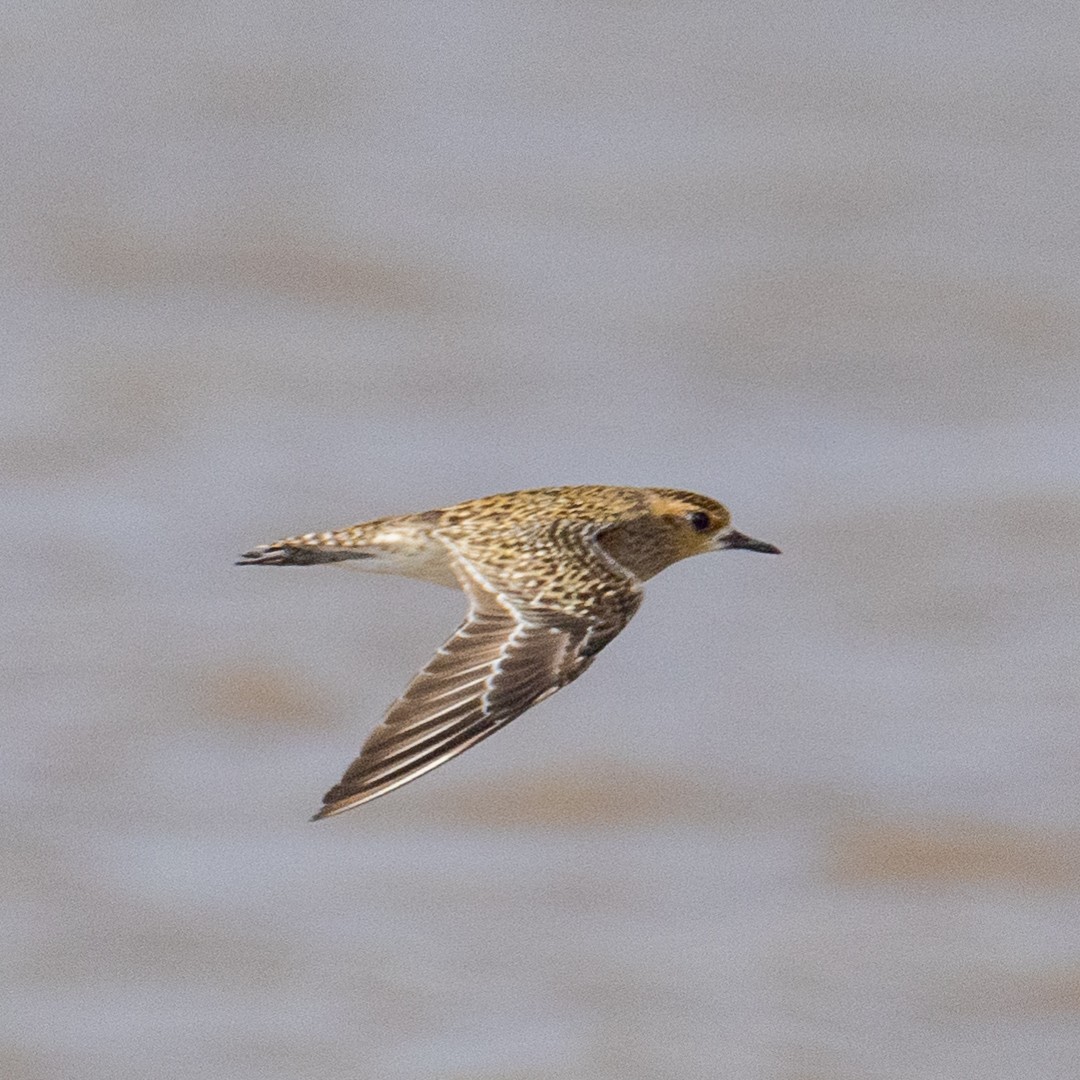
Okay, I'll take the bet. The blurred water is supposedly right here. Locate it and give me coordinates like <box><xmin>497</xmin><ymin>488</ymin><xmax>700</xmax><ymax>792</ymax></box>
<box><xmin>4</xmin><ymin>2</ymin><xmax>1079</xmax><ymax>1078</ymax></box>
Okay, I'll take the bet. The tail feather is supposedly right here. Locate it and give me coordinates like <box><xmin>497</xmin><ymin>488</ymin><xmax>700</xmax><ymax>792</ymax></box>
<box><xmin>236</xmin><ymin>543</ymin><xmax>374</xmax><ymax>566</ymax></box>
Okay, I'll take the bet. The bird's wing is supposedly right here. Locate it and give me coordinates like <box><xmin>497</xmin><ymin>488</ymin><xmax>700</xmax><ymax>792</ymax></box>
<box><xmin>314</xmin><ymin>564</ymin><xmax>642</xmax><ymax>818</ymax></box>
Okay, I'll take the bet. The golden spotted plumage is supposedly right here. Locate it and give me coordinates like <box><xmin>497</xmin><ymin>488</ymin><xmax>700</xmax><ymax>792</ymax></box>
<box><xmin>239</xmin><ymin>485</ymin><xmax>778</xmax><ymax>818</ymax></box>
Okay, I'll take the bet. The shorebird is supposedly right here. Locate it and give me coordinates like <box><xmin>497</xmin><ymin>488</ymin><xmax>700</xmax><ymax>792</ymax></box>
<box><xmin>238</xmin><ymin>485</ymin><xmax>779</xmax><ymax>819</ymax></box>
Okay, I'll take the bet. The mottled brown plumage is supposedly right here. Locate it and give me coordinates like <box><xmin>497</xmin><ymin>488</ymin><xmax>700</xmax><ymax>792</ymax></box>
<box><xmin>238</xmin><ymin>485</ymin><xmax>779</xmax><ymax>818</ymax></box>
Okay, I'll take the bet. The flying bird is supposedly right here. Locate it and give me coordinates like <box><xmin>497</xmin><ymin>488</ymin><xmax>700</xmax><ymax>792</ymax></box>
<box><xmin>238</xmin><ymin>485</ymin><xmax>779</xmax><ymax>819</ymax></box>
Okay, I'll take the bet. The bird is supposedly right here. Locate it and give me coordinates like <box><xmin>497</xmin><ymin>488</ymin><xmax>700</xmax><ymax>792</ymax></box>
<box><xmin>238</xmin><ymin>485</ymin><xmax>779</xmax><ymax>819</ymax></box>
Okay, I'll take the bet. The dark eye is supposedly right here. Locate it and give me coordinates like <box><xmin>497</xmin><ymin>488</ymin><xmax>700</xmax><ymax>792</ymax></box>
<box><xmin>687</xmin><ymin>511</ymin><xmax>711</xmax><ymax>532</ymax></box>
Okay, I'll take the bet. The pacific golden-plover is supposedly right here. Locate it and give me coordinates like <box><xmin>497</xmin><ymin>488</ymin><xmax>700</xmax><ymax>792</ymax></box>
<box><xmin>238</xmin><ymin>485</ymin><xmax>779</xmax><ymax>819</ymax></box>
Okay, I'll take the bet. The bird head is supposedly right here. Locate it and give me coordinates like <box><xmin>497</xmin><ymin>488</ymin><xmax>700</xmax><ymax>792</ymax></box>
<box><xmin>597</xmin><ymin>489</ymin><xmax>780</xmax><ymax>580</ymax></box>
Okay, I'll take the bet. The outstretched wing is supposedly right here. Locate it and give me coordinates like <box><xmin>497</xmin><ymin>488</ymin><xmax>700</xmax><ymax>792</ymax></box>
<box><xmin>314</xmin><ymin>580</ymin><xmax>641</xmax><ymax>818</ymax></box>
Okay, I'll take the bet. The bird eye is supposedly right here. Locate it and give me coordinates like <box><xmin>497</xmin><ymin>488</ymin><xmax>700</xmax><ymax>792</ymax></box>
<box><xmin>687</xmin><ymin>510</ymin><xmax>711</xmax><ymax>532</ymax></box>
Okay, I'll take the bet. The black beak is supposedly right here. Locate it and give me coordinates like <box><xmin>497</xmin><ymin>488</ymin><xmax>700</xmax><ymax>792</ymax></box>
<box><xmin>719</xmin><ymin>530</ymin><xmax>781</xmax><ymax>555</ymax></box>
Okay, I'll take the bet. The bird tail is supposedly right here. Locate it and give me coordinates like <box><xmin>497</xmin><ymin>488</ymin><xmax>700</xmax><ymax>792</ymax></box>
<box><xmin>236</xmin><ymin>522</ymin><xmax>385</xmax><ymax>567</ymax></box>
<box><xmin>235</xmin><ymin>542</ymin><xmax>374</xmax><ymax>566</ymax></box>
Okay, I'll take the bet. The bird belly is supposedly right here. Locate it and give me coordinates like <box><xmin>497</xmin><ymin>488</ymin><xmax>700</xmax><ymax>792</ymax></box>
<box><xmin>337</xmin><ymin>533</ymin><xmax>459</xmax><ymax>588</ymax></box>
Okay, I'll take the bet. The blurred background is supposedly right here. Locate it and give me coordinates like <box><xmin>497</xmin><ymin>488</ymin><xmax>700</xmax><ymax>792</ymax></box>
<box><xmin>3</xmin><ymin>3</ymin><xmax>1078</xmax><ymax>1078</ymax></box>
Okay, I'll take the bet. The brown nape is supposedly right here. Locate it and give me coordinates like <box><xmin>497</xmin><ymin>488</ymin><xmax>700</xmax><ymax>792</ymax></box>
<box><xmin>595</xmin><ymin>515</ymin><xmax>688</xmax><ymax>580</ymax></box>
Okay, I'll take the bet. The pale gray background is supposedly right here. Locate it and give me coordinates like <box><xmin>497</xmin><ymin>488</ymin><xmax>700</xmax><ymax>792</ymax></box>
<box><xmin>4</xmin><ymin>3</ymin><xmax>1079</xmax><ymax>1078</ymax></box>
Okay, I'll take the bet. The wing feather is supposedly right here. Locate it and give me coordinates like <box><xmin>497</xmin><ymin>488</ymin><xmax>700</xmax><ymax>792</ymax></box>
<box><xmin>313</xmin><ymin>579</ymin><xmax>641</xmax><ymax>818</ymax></box>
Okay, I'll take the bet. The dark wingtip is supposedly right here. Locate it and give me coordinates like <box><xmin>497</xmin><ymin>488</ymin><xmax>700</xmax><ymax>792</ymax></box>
<box><xmin>310</xmin><ymin>787</ymin><xmax>343</xmax><ymax>821</ymax></box>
